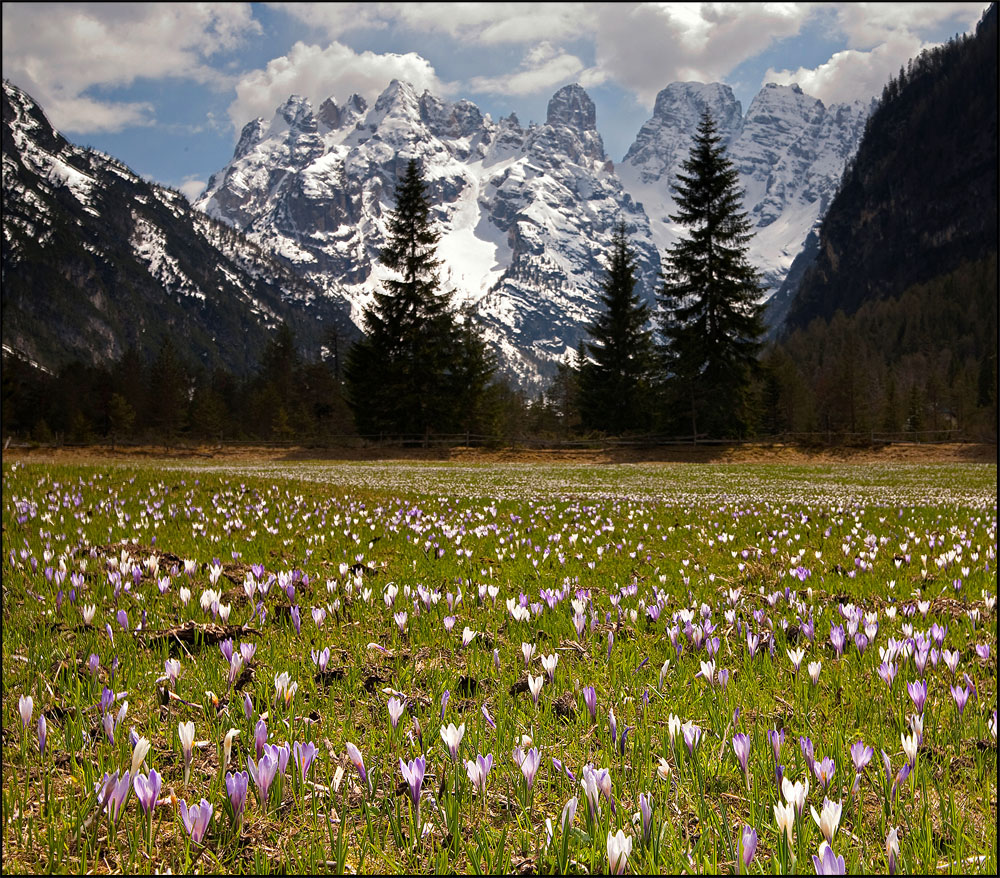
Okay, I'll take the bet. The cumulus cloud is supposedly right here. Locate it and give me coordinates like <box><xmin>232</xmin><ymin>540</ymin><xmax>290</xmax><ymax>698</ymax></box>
<box><xmin>764</xmin><ymin>31</ymin><xmax>931</xmax><ymax>105</ymax></box>
<box><xmin>590</xmin><ymin>3</ymin><xmax>810</xmax><ymax>108</ymax></box>
<box><xmin>831</xmin><ymin>2</ymin><xmax>986</xmax><ymax>49</ymax></box>
<box><xmin>1</xmin><ymin>3</ymin><xmax>260</xmax><ymax>133</ymax></box>
<box><xmin>467</xmin><ymin>42</ymin><xmax>595</xmax><ymax>97</ymax></box>
<box><xmin>178</xmin><ymin>177</ymin><xmax>208</xmax><ymax>203</ymax></box>
<box><xmin>228</xmin><ymin>41</ymin><xmax>444</xmax><ymax>131</ymax></box>
<box><xmin>276</xmin><ymin>2</ymin><xmax>595</xmax><ymax>46</ymax></box>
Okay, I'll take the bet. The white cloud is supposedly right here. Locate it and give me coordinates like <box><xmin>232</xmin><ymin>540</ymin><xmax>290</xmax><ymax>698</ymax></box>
<box><xmin>590</xmin><ymin>3</ymin><xmax>811</xmax><ymax>108</ymax></box>
<box><xmin>467</xmin><ymin>42</ymin><xmax>589</xmax><ymax>97</ymax></box>
<box><xmin>228</xmin><ymin>41</ymin><xmax>444</xmax><ymax>131</ymax></box>
<box><xmin>178</xmin><ymin>177</ymin><xmax>208</xmax><ymax>203</ymax></box>
<box><xmin>1</xmin><ymin>3</ymin><xmax>261</xmax><ymax>133</ymax></box>
<box><xmin>831</xmin><ymin>3</ymin><xmax>987</xmax><ymax>49</ymax></box>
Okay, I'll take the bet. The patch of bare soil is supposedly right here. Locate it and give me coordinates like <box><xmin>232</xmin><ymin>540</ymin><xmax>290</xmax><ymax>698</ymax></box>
<box><xmin>6</xmin><ymin>440</ymin><xmax>996</xmax><ymax>466</ymax></box>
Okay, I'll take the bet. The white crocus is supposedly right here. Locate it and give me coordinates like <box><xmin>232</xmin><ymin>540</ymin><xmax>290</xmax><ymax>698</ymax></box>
<box><xmin>810</xmin><ymin>798</ymin><xmax>842</xmax><ymax>844</ymax></box>
<box><xmin>131</xmin><ymin>736</ymin><xmax>151</xmax><ymax>776</ymax></box>
<box><xmin>607</xmin><ymin>828</ymin><xmax>633</xmax><ymax>875</ymax></box>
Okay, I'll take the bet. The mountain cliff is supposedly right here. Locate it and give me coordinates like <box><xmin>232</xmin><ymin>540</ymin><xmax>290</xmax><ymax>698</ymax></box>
<box><xmin>2</xmin><ymin>79</ymin><xmax>349</xmax><ymax>377</ymax></box>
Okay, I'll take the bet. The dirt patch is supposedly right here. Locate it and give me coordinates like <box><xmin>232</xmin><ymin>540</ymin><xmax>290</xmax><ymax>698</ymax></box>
<box><xmin>4</xmin><ymin>441</ymin><xmax>996</xmax><ymax>465</ymax></box>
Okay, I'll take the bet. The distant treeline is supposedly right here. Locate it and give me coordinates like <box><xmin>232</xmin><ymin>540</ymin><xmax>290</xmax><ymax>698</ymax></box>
<box><xmin>2</xmin><ymin>255</ymin><xmax>995</xmax><ymax>447</ymax></box>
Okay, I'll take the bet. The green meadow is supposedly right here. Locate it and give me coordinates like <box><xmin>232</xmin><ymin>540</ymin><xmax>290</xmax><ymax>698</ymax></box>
<box><xmin>2</xmin><ymin>458</ymin><xmax>996</xmax><ymax>874</ymax></box>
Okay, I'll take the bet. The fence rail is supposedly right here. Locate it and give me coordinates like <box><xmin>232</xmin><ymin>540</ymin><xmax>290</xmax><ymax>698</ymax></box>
<box><xmin>4</xmin><ymin>428</ymin><xmax>993</xmax><ymax>453</ymax></box>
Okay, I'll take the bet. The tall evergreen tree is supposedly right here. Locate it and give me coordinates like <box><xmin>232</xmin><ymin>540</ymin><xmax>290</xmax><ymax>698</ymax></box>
<box><xmin>578</xmin><ymin>221</ymin><xmax>656</xmax><ymax>434</ymax></box>
<box><xmin>345</xmin><ymin>158</ymin><xmax>493</xmax><ymax>439</ymax></box>
<box><xmin>658</xmin><ymin>110</ymin><xmax>765</xmax><ymax>438</ymax></box>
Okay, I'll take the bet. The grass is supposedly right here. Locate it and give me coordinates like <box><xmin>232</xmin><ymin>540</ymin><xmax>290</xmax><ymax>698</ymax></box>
<box><xmin>2</xmin><ymin>456</ymin><xmax>996</xmax><ymax>874</ymax></box>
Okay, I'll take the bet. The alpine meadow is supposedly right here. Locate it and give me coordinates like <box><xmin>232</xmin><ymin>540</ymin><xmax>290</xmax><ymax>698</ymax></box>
<box><xmin>1</xmin><ymin>2</ymin><xmax>996</xmax><ymax>876</ymax></box>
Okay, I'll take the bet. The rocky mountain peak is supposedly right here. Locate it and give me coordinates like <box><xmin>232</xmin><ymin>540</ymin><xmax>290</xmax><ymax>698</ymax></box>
<box><xmin>546</xmin><ymin>84</ymin><xmax>597</xmax><ymax>131</ymax></box>
<box><xmin>650</xmin><ymin>81</ymin><xmax>743</xmax><ymax>136</ymax></box>
<box><xmin>276</xmin><ymin>94</ymin><xmax>316</xmax><ymax>132</ymax></box>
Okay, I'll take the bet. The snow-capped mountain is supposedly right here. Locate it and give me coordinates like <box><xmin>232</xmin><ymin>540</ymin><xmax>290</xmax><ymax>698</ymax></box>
<box><xmin>199</xmin><ymin>78</ymin><xmax>870</xmax><ymax>388</ymax></box>
<box><xmin>2</xmin><ymin>79</ymin><xmax>349</xmax><ymax>376</ymax></box>
<box><xmin>619</xmin><ymin>81</ymin><xmax>873</xmax><ymax>296</ymax></box>
<box><xmin>198</xmin><ymin>81</ymin><xmax>661</xmax><ymax>388</ymax></box>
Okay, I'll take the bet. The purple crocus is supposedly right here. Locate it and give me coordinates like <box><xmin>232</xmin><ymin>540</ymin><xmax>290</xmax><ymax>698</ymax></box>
<box><xmin>829</xmin><ymin>625</ymin><xmax>845</xmax><ymax>657</ymax></box>
<box><xmin>293</xmin><ymin>741</ymin><xmax>318</xmax><ymax>782</ymax></box>
<box><xmin>248</xmin><ymin>750</ymin><xmax>279</xmax><ymax>806</ymax></box>
<box><xmin>519</xmin><ymin>746</ymin><xmax>541</xmax><ymax>789</ymax></box>
<box><xmin>133</xmin><ymin>769</ymin><xmax>162</xmax><ymax>816</ymax></box>
<box><xmin>219</xmin><ymin>638</ymin><xmax>234</xmax><ymax>664</ymax></box>
<box><xmin>950</xmin><ymin>684</ymin><xmax>970</xmax><ymax>716</ymax></box>
<box><xmin>400</xmin><ymin>755</ymin><xmax>426</xmax><ymax>811</ymax></box>
<box><xmin>738</xmin><ymin>825</ymin><xmax>758</xmax><ymax>874</ymax></box>
<box><xmin>850</xmin><ymin>740</ymin><xmax>873</xmax><ymax>792</ymax></box>
<box><xmin>682</xmin><ymin>721</ymin><xmax>702</xmax><ymax>757</ymax></box>
<box><xmin>290</xmin><ymin>605</ymin><xmax>301</xmax><ymax>635</ymax></box>
<box><xmin>583</xmin><ymin>686</ymin><xmax>597</xmax><ymax>722</ymax></box>
<box><xmin>800</xmin><ymin>736</ymin><xmax>816</xmax><ymax>775</ymax></box>
<box><xmin>638</xmin><ymin>792</ymin><xmax>653</xmax><ymax>844</ymax></box>
<box><xmin>441</xmin><ymin>689</ymin><xmax>451</xmax><ymax>719</ymax></box>
<box><xmin>179</xmin><ymin>798</ymin><xmax>213</xmax><ymax>843</ymax></box>
<box><xmin>116</xmin><ymin>609</ymin><xmax>129</xmax><ymax>631</ymax></box>
<box><xmin>225</xmin><ymin>770</ymin><xmax>249</xmax><ymax>825</ymax></box>
<box><xmin>814</xmin><ymin>756</ymin><xmax>836</xmax><ymax>790</ymax></box>
<box><xmin>346</xmin><ymin>742</ymin><xmax>367</xmax><ymax>787</ymax></box>
<box><xmin>243</xmin><ymin>692</ymin><xmax>254</xmax><ymax>723</ymax></box>
<box><xmin>812</xmin><ymin>842</ymin><xmax>846</xmax><ymax>875</ymax></box>
<box><xmin>481</xmin><ymin>703</ymin><xmax>496</xmax><ymax>730</ymax></box>
<box><xmin>733</xmin><ymin>733</ymin><xmax>751</xmax><ymax>778</ymax></box>
<box><xmin>906</xmin><ymin>679</ymin><xmax>927</xmax><ymax>714</ymax></box>
<box><xmin>38</xmin><ymin>715</ymin><xmax>46</xmax><ymax>756</ymax></box>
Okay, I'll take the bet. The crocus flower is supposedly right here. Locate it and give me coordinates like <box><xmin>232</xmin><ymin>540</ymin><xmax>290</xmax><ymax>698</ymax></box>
<box><xmin>461</xmin><ymin>627</ymin><xmax>477</xmax><ymax>648</ymax></box>
<box><xmin>681</xmin><ymin>720</ymin><xmax>702</xmax><ymax>757</ymax></box>
<box><xmin>293</xmin><ymin>741</ymin><xmax>318</xmax><ymax>782</ymax></box>
<box><xmin>243</xmin><ymin>692</ymin><xmax>254</xmax><ymax>723</ymax></box>
<box><xmin>388</xmin><ymin>697</ymin><xmax>406</xmax><ymax>730</ymax></box>
<box><xmin>638</xmin><ymin>792</ymin><xmax>653</xmax><ymax>844</ymax></box>
<box><xmin>738</xmin><ymin>825</ymin><xmax>758</xmax><ymax>874</ymax></box>
<box><xmin>811</xmin><ymin>797</ymin><xmax>842</xmax><ymax>844</ymax></box>
<box><xmin>782</xmin><ymin>775</ymin><xmax>809</xmax><ymax>817</ymax></box>
<box><xmin>541</xmin><ymin>652</ymin><xmax>558</xmax><ymax>682</ymax></box>
<box><xmin>219</xmin><ymin>639</ymin><xmax>234</xmax><ymax>664</ymax></box>
<box><xmin>583</xmin><ymin>686</ymin><xmax>597</xmax><ymax>721</ymax></box>
<box><xmin>37</xmin><ymin>715</ymin><xmax>46</xmax><ymax>756</ymax></box>
<box><xmin>519</xmin><ymin>746</ymin><xmax>541</xmax><ymax>789</ymax></box>
<box><xmin>787</xmin><ymin>647</ymin><xmax>805</xmax><ymax>673</ymax></box>
<box><xmin>465</xmin><ymin>753</ymin><xmax>493</xmax><ymax>794</ymax></box>
<box><xmin>88</xmin><ymin>654</ymin><xmax>100</xmax><ymax>676</ymax></box>
<box><xmin>481</xmin><ymin>703</ymin><xmax>496</xmax><ymax>730</ymax></box>
<box><xmin>178</xmin><ymin>721</ymin><xmax>195</xmax><ymax>783</ymax></box>
<box><xmin>886</xmin><ymin>827</ymin><xmax>900</xmax><ymax>874</ymax></box>
<box><xmin>950</xmin><ymin>684</ymin><xmax>970</xmax><ymax>716</ymax></box>
<box><xmin>774</xmin><ymin>799</ymin><xmax>795</xmax><ymax>846</ymax></box>
<box><xmin>117</xmin><ymin>609</ymin><xmax>129</xmax><ymax>631</ymax></box>
<box><xmin>134</xmin><ymin>769</ymin><xmax>162</xmax><ymax>816</ymax></box>
<box><xmin>441</xmin><ymin>689</ymin><xmax>450</xmax><ymax>718</ymax></box>
<box><xmin>179</xmin><ymin>798</ymin><xmax>213</xmax><ymax>844</ymax></box>
<box><xmin>561</xmin><ymin>795</ymin><xmax>578</xmax><ymax>833</ymax></box>
<box><xmin>732</xmin><ymin>733</ymin><xmax>751</xmax><ymax>778</ymax></box>
<box><xmin>248</xmin><ymin>750</ymin><xmax>279</xmax><ymax>805</ymax></box>
<box><xmin>812</xmin><ymin>841</ymin><xmax>846</xmax><ymax>875</ymax></box>
<box><xmin>400</xmin><ymin>755</ymin><xmax>425</xmax><ymax>811</ymax></box>
<box><xmin>901</xmin><ymin>731</ymin><xmax>918</xmax><ymax>767</ymax></box>
<box><xmin>808</xmin><ymin>660</ymin><xmax>822</xmax><ymax>685</ymax></box>
<box><xmin>814</xmin><ymin>756</ymin><xmax>836</xmax><ymax>790</ymax></box>
<box><xmin>850</xmin><ymin>740</ymin><xmax>873</xmax><ymax>791</ymax></box>
<box><xmin>607</xmin><ymin>828</ymin><xmax>632</xmax><ymax>875</ymax></box>
<box><xmin>528</xmin><ymin>673</ymin><xmax>544</xmax><ymax>706</ymax></box>
<box><xmin>103</xmin><ymin>770</ymin><xmax>132</xmax><ymax>822</ymax></box>
<box><xmin>906</xmin><ymin>679</ymin><xmax>927</xmax><ymax>714</ymax></box>
<box><xmin>18</xmin><ymin>694</ymin><xmax>33</xmax><ymax>729</ymax></box>
<box><xmin>226</xmin><ymin>770</ymin><xmax>249</xmax><ymax>826</ymax></box>
<box><xmin>800</xmin><ymin>736</ymin><xmax>816</xmax><ymax>774</ymax></box>
<box><xmin>164</xmin><ymin>658</ymin><xmax>181</xmax><ymax>688</ymax></box>
<box><xmin>131</xmin><ymin>736</ymin><xmax>151</xmax><ymax>775</ymax></box>
<box><xmin>290</xmin><ymin>605</ymin><xmax>301</xmax><ymax>635</ymax></box>
<box><xmin>346</xmin><ymin>742</ymin><xmax>367</xmax><ymax>786</ymax></box>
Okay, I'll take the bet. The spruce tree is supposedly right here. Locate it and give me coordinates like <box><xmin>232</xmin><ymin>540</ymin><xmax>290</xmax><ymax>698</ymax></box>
<box><xmin>345</xmin><ymin>158</ymin><xmax>493</xmax><ymax>439</ymax></box>
<box><xmin>658</xmin><ymin>110</ymin><xmax>765</xmax><ymax>438</ymax></box>
<box><xmin>578</xmin><ymin>221</ymin><xmax>655</xmax><ymax>434</ymax></box>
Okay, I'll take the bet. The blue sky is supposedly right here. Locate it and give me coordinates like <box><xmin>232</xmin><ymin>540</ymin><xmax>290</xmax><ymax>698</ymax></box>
<box><xmin>2</xmin><ymin>3</ymin><xmax>988</xmax><ymax>201</ymax></box>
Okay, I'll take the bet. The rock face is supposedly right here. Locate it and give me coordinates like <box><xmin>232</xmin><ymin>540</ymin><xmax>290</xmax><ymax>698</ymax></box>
<box><xmin>2</xmin><ymin>79</ymin><xmax>345</xmax><ymax>376</ymax></box>
<box><xmin>618</xmin><ymin>81</ymin><xmax>872</xmax><ymax>299</ymax></box>
<box><xmin>196</xmin><ymin>78</ymin><xmax>871</xmax><ymax>389</ymax></box>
